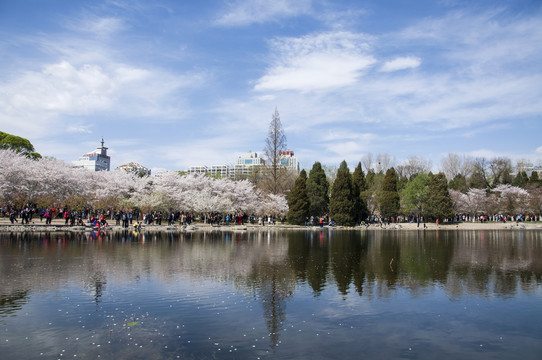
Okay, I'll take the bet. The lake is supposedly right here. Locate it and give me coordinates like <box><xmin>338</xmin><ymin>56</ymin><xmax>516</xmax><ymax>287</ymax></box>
<box><xmin>1</xmin><ymin>229</ymin><xmax>541</xmax><ymax>359</ymax></box>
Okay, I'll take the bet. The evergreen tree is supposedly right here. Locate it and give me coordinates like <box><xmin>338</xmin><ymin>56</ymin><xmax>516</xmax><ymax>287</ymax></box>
<box><xmin>352</xmin><ymin>162</ymin><xmax>370</xmax><ymax>222</ymax></box>
<box><xmin>512</xmin><ymin>171</ymin><xmax>529</xmax><ymax>188</ymax></box>
<box><xmin>468</xmin><ymin>166</ymin><xmax>489</xmax><ymax>189</ymax></box>
<box><xmin>424</xmin><ymin>172</ymin><xmax>454</xmax><ymax>222</ymax></box>
<box><xmin>448</xmin><ymin>173</ymin><xmax>468</xmax><ymax>193</ymax></box>
<box><xmin>287</xmin><ymin>170</ymin><xmax>310</xmax><ymax>225</ymax></box>
<box><xmin>365</xmin><ymin>169</ymin><xmax>376</xmax><ymax>188</ymax></box>
<box><xmin>379</xmin><ymin>167</ymin><xmax>400</xmax><ymax>219</ymax></box>
<box><xmin>329</xmin><ymin>161</ymin><xmax>355</xmax><ymax>226</ymax></box>
<box><xmin>529</xmin><ymin>171</ymin><xmax>542</xmax><ymax>187</ymax></box>
<box><xmin>306</xmin><ymin>162</ymin><xmax>329</xmax><ymax>217</ymax></box>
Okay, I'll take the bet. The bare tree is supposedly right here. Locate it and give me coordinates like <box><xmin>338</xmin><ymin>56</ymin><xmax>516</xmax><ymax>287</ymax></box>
<box><xmin>263</xmin><ymin>108</ymin><xmax>287</xmax><ymax>194</ymax></box>
<box><xmin>440</xmin><ymin>153</ymin><xmax>474</xmax><ymax>180</ymax></box>
<box><xmin>515</xmin><ymin>158</ymin><xmax>531</xmax><ymax>173</ymax></box>
<box><xmin>396</xmin><ymin>156</ymin><xmax>432</xmax><ymax>179</ymax></box>
<box><xmin>375</xmin><ymin>153</ymin><xmax>394</xmax><ymax>173</ymax></box>
<box><xmin>361</xmin><ymin>153</ymin><xmax>373</xmax><ymax>172</ymax></box>
<box><xmin>489</xmin><ymin>157</ymin><xmax>513</xmax><ymax>186</ymax></box>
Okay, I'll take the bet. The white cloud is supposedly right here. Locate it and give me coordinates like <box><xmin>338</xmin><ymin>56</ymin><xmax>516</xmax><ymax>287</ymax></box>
<box><xmin>67</xmin><ymin>125</ymin><xmax>92</xmax><ymax>134</ymax></box>
<box><xmin>215</xmin><ymin>0</ymin><xmax>313</xmax><ymax>26</ymax></box>
<box><xmin>536</xmin><ymin>146</ymin><xmax>542</xmax><ymax>154</ymax></box>
<box><xmin>254</xmin><ymin>31</ymin><xmax>375</xmax><ymax>92</ymax></box>
<box><xmin>67</xmin><ymin>16</ymin><xmax>126</xmax><ymax>37</ymax></box>
<box><xmin>379</xmin><ymin>56</ymin><xmax>421</xmax><ymax>72</ymax></box>
<box><xmin>0</xmin><ymin>59</ymin><xmax>202</xmax><ymax>139</ymax></box>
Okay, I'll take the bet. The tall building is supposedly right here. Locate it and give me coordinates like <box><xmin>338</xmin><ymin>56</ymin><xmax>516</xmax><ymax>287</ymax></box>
<box><xmin>279</xmin><ymin>151</ymin><xmax>299</xmax><ymax>172</ymax></box>
<box><xmin>72</xmin><ymin>138</ymin><xmax>111</xmax><ymax>171</ymax></box>
<box><xmin>234</xmin><ymin>151</ymin><xmax>265</xmax><ymax>178</ymax></box>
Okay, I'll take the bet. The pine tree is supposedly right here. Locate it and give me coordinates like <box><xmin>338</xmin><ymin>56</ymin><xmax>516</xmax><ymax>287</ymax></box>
<box><xmin>529</xmin><ymin>171</ymin><xmax>542</xmax><ymax>187</ymax></box>
<box><xmin>512</xmin><ymin>171</ymin><xmax>529</xmax><ymax>188</ymax></box>
<box><xmin>306</xmin><ymin>162</ymin><xmax>329</xmax><ymax>217</ymax></box>
<box><xmin>329</xmin><ymin>161</ymin><xmax>355</xmax><ymax>226</ymax></box>
<box><xmin>352</xmin><ymin>162</ymin><xmax>370</xmax><ymax>222</ymax></box>
<box><xmin>379</xmin><ymin>168</ymin><xmax>400</xmax><ymax>219</ymax></box>
<box><xmin>448</xmin><ymin>173</ymin><xmax>468</xmax><ymax>193</ymax></box>
<box><xmin>424</xmin><ymin>172</ymin><xmax>454</xmax><ymax>222</ymax></box>
<box><xmin>287</xmin><ymin>170</ymin><xmax>310</xmax><ymax>225</ymax></box>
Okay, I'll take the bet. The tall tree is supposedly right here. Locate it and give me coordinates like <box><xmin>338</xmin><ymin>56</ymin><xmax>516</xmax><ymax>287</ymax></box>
<box><xmin>287</xmin><ymin>170</ymin><xmax>310</xmax><ymax>225</ymax></box>
<box><xmin>263</xmin><ymin>108</ymin><xmax>287</xmax><ymax>194</ymax></box>
<box><xmin>0</xmin><ymin>131</ymin><xmax>41</xmax><ymax>159</ymax></box>
<box><xmin>306</xmin><ymin>162</ymin><xmax>329</xmax><ymax>217</ymax></box>
<box><xmin>468</xmin><ymin>158</ymin><xmax>490</xmax><ymax>189</ymax></box>
<box><xmin>448</xmin><ymin>173</ymin><xmax>469</xmax><ymax>193</ymax></box>
<box><xmin>529</xmin><ymin>171</ymin><xmax>542</xmax><ymax>187</ymax></box>
<box><xmin>440</xmin><ymin>153</ymin><xmax>474</xmax><ymax>181</ymax></box>
<box><xmin>329</xmin><ymin>161</ymin><xmax>355</xmax><ymax>226</ymax></box>
<box><xmin>400</xmin><ymin>173</ymin><xmax>429</xmax><ymax>218</ymax></box>
<box><xmin>424</xmin><ymin>172</ymin><xmax>454</xmax><ymax>222</ymax></box>
<box><xmin>489</xmin><ymin>157</ymin><xmax>513</xmax><ymax>186</ymax></box>
<box><xmin>352</xmin><ymin>162</ymin><xmax>369</xmax><ymax>222</ymax></box>
<box><xmin>379</xmin><ymin>167</ymin><xmax>400</xmax><ymax>219</ymax></box>
<box><xmin>512</xmin><ymin>171</ymin><xmax>529</xmax><ymax>188</ymax></box>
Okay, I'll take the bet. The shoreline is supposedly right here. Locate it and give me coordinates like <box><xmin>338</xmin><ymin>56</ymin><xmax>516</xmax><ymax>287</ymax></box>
<box><xmin>0</xmin><ymin>218</ymin><xmax>541</xmax><ymax>233</ymax></box>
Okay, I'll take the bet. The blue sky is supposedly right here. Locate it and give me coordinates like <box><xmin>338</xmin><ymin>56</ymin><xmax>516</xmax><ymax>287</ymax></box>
<box><xmin>1</xmin><ymin>0</ymin><xmax>541</xmax><ymax>173</ymax></box>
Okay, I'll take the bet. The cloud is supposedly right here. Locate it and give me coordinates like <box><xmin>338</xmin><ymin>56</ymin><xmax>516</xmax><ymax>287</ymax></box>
<box><xmin>66</xmin><ymin>16</ymin><xmax>126</xmax><ymax>37</ymax></box>
<box><xmin>379</xmin><ymin>56</ymin><xmax>421</xmax><ymax>72</ymax></box>
<box><xmin>254</xmin><ymin>31</ymin><xmax>375</xmax><ymax>92</ymax></box>
<box><xmin>0</xmin><ymin>57</ymin><xmax>204</xmax><ymax>139</ymax></box>
<box><xmin>215</xmin><ymin>0</ymin><xmax>313</xmax><ymax>26</ymax></box>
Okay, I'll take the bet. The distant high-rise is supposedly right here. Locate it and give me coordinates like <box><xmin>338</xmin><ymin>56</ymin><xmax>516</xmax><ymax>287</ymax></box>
<box><xmin>72</xmin><ymin>138</ymin><xmax>111</xmax><ymax>171</ymax></box>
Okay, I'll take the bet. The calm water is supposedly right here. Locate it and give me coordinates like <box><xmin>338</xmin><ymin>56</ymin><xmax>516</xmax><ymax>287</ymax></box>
<box><xmin>0</xmin><ymin>229</ymin><xmax>541</xmax><ymax>359</ymax></box>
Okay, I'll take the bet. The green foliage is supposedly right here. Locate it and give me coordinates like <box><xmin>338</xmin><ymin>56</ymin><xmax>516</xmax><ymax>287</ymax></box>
<box><xmin>352</xmin><ymin>162</ymin><xmax>370</xmax><ymax>222</ymax></box>
<box><xmin>306</xmin><ymin>162</ymin><xmax>329</xmax><ymax>217</ymax></box>
<box><xmin>287</xmin><ymin>170</ymin><xmax>310</xmax><ymax>225</ymax></box>
<box><xmin>529</xmin><ymin>171</ymin><xmax>542</xmax><ymax>187</ymax></box>
<box><xmin>424</xmin><ymin>172</ymin><xmax>454</xmax><ymax>221</ymax></box>
<box><xmin>379</xmin><ymin>168</ymin><xmax>400</xmax><ymax>219</ymax></box>
<box><xmin>0</xmin><ymin>131</ymin><xmax>41</xmax><ymax>159</ymax></box>
<box><xmin>448</xmin><ymin>173</ymin><xmax>468</xmax><ymax>193</ymax></box>
<box><xmin>329</xmin><ymin>161</ymin><xmax>355</xmax><ymax>225</ymax></box>
<box><xmin>400</xmin><ymin>173</ymin><xmax>429</xmax><ymax>216</ymax></box>
<box><xmin>468</xmin><ymin>166</ymin><xmax>489</xmax><ymax>189</ymax></box>
<box><xmin>512</xmin><ymin>171</ymin><xmax>529</xmax><ymax>188</ymax></box>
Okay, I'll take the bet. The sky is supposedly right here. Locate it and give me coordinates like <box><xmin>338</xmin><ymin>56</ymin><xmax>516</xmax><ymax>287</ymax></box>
<box><xmin>1</xmin><ymin>0</ymin><xmax>541</xmax><ymax>173</ymax></box>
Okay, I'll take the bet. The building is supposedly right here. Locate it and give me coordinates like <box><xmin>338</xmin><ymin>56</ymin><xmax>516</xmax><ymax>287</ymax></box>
<box><xmin>72</xmin><ymin>138</ymin><xmax>111</xmax><ymax>171</ymax></box>
<box><xmin>188</xmin><ymin>165</ymin><xmax>209</xmax><ymax>175</ymax></box>
<box><xmin>279</xmin><ymin>151</ymin><xmax>299</xmax><ymax>172</ymax></box>
<box><xmin>116</xmin><ymin>162</ymin><xmax>151</xmax><ymax>176</ymax></box>
<box><xmin>233</xmin><ymin>151</ymin><xmax>265</xmax><ymax>178</ymax></box>
<box><xmin>186</xmin><ymin>150</ymin><xmax>300</xmax><ymax>180</ymax></box>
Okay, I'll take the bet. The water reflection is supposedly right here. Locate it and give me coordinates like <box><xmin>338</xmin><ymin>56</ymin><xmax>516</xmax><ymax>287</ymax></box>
<box><xmin>1</xmin><ymin>229</ymin><xmax>542</xmax><ymax>359</ymax></box>
<box><xmin>1</xmin><ymin>230</ymin><xmax>541</xmax><ymax>303</ymax></box>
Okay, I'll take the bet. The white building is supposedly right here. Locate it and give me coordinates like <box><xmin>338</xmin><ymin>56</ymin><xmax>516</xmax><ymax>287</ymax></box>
<box><xmin>279</xmin><ymin>151</ymin><xmax>299</xmax><ymax>172</ymax></box>
<box><xmin>72</xmin><ymin>139</ymin><xmax>111</xmax><ymax>171</ymax></box>
<box><xmin>116</xmin><ymin>162</ymin><xmax>151</xmax><ymax>176</ymax></box>
<box><xmin>186</xmin><ymin>151</ymin><xmax>300</xmax><ymax>179</ymax></box>
<box><xmin>233</xmin><ymin>151</ymin><xmax>265</xmax><ymax>178</ymax></box>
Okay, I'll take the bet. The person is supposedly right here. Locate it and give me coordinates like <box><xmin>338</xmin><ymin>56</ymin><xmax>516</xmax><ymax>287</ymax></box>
<box><xmin>45</xmin><ymin>209</ymin><xmax>52</xmax><ymax>225</ymax></box>
<box><xmin>9</xmin><ymin>210</ymin><xmax>17</xmax><ymax>224</ymax></box>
